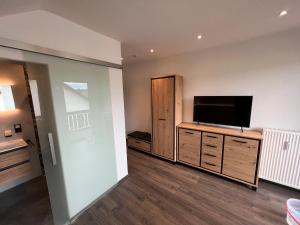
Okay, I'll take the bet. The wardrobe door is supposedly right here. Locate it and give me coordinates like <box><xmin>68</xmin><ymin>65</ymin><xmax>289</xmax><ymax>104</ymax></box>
<box><xmin>152</xmin><ymin>77</ymin><xmax>174</xmax><ymax>159</ymax></box>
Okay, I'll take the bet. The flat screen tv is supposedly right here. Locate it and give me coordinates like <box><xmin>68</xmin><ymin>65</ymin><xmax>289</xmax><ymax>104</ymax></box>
<box><xmin>193</xmin><ymin>96</ymin><xmax>253</xmax><ymax>128</ymax></box>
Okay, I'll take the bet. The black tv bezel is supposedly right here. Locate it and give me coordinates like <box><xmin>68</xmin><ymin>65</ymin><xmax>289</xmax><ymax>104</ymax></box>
<box><xmin>193</xmin><ymin>96</ymin><xmax>253</xmax><ymax>128</ymax></box>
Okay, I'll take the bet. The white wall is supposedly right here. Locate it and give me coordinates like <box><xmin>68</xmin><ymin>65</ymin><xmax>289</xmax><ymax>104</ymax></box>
<box><xmin>109</xmin><ymin>68</ymin><xmax>128</xmax><ymax>181</ymax></box>
<box><xmin>123</xmin><ymin>28</ymin><xmax>300</xmax><ymax>133</ymax></box>
<box><xmin>0</xmin><ymin>10</ymin><xmax>121</xmax><ymax>64</ymax></box>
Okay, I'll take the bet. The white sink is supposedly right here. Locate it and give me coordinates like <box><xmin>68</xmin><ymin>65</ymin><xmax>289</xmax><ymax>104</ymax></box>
<box><xmin>0</xmin><ymin>139</ymin><xmax>28</xmax><ymax>154</ymax></box>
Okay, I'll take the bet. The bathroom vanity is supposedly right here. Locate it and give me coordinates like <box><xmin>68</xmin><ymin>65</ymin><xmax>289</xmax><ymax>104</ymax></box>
<box><xmin>0</xmin><ymin>139</ymin><xmax>32</xmax><ymax>186</ymax></box>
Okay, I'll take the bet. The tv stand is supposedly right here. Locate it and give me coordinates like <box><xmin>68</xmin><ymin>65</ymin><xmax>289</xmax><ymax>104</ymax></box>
<box><xmin>177</xmin><ymin>122</ymin><xmax>263</xmax><ymax>189</ymax></box>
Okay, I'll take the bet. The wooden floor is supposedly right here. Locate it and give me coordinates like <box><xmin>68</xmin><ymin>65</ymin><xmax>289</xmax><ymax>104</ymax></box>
<box><xmin>0</xmin><ymin>176</ymin><xmax>53</xmax><ymax>225</ymax></box>
<box><xmin>1</xmin><ymin>149</ymin><xmax>300</xmax><ymax>225</ymax></box>
<box><xmin>74</xmin><ymin>149</ymin><xmax>300</xmax><ymax>225</ymax></box>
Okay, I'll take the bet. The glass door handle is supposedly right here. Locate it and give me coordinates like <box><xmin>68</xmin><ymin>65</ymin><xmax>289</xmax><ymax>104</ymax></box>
<box><xmin>48</xmin><ymin>133</ymin><xmax>57</xmax><ymax>166</ymax></box>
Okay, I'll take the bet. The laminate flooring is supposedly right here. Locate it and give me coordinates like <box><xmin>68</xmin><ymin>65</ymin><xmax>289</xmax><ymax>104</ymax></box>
<box><xmin>1</xmin><ymin>149</ymin><xmax>299</xmax><ymax>225</ymax></box>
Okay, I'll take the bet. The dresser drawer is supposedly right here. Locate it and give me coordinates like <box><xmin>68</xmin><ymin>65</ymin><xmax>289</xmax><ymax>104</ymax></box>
<box><xmin>127</xmin><ymin>137</ymin><xmax>151</xmax><ymax>152</ymax></box>
<box><xmin>202</xmin><ymin>132</ymin><xmax>223</xmax><ymax>146</ymax></box>
<box><xmin>223</xmin><ymin>136</ymin><xmax>259</xmax><ymax>184</ymax></box>
<box><xmin>178</xmin><ymin>128</ymin><xmax>201</xmax><ymax>166</ymax></box>
<box><xmin>0</xmin><ymin>162</ymin><xmax>32</xmax><ymax>184</ymax></box>
<box><xmin>0</xmin><ymin>149</ymin><xmax>30</xmax><ymax>170</ymax></box>
<box><xmin>179</xmin><ymin>128</ymin><xmax>201</xmax><ymax>139</ymax></box>
<box><xmin>201</xmin><ymin>159</ymin><xmax>221</xmax><ymax>173</ymax></box>
<box><xmin>201</xmin><ymin>143</ymin><xmax>222</xmax><ymax>158</ymax></box>
<box><xmin>225</xmin><ymin>136</ymin><xmax>259</xmax><ymax>151</ymax></box>
<box><xmin>202</xmin><ymin>132</ymin><xmax>223</xmax><ymax>144</ymax></box>
<box><xmin>201</xmin><ymin>146</ymin><xmax>222</xmax><ymax>173</ymax></box>
<box><xmin>201</xmin><ymin>132</ymin><xmax>223</xmax><ymax>173</ymax></box>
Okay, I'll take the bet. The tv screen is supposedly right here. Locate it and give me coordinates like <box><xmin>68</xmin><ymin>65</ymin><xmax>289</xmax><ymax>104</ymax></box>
<box><xmin>193</xmin><ymin>96</ymin><xmax>253</xmax><ymax>127</ymax></box>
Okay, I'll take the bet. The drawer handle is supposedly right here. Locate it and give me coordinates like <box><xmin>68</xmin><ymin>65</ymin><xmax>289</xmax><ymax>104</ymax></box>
<box><xmin>205</xmin><ymin>144</ymin><xmax>217</xmax><ymax>148</ymax></box>
<box><xmin>135</xmin><ymin>140</ymin><xmax>141</xmax><ymax>144</ymax></box>
<box><xmin>158</xmin><ymin>118</ymin><xmax>166</xmax><ymax>121</ymax></box>
<box><xmin>206</xmin><ymin>135</ymin><xmax>217</xmax><ymax>139</ymax></box>
<box><xmin>204</xmin><ymin>153</ymin><xmax>216</xmax><ymax>158</ymax></box>
<box><xmin>184</xmin><ymin>131</ymin><xmax>194</xmax><ymax>135</ymax></box>
<box><xmin>232</xmin><ymin>140</ymin><xmax>247</xmax><ymax>144</ymax></box>
<box><xmin>204</xmin><ymin>162</ymin><xmax>216</xmax><ymax>166</ymax></box>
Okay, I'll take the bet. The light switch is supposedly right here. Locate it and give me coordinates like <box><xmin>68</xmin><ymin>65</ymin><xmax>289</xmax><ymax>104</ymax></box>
<box><xmin>4</xmin><ymin>129</ymin><xmax>12</xmax><ymax>137</ymax></box>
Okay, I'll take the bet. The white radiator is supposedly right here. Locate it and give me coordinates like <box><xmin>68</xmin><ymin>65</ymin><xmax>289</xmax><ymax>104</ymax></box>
<box><xmin>259</xmin><ymin>128</ymin><xmax>300</xmax><ymax>190</ymax></box>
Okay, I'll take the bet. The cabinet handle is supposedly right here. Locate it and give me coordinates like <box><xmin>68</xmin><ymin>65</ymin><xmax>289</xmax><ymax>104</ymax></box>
<box><xmin>48</xmin><ymin>133</ymin><xmax>57</xmax><ymax>166</ymax></box>
<box><xmin>205</xmin><ymin>144</ymin><xmax>217</xmax><ymax>148</ymax></box>
<box><xmin>204</xmin><ymin>162</ymin><xmax>216</xmax><ymax>166</ymax></box>
<box><xmin>184</xmin><ymin>131</ymin><xmax>194</xmax><ymax>135</ymax></box>
<box><xmin>204</xmin><ymin>153</ymin><xmax>216</xmax><ymax>158</ymax></box>
<box><xmin>232</xmin><ymin>140</ymin><xmax>247</xmax><ymax>144</ymax></box>
<box><xmin>206</xmin><ymin>135</ymin><xmax>217</xmax><ymax>139</ymax></box>
<box><xmin>158</xmin><ymin>118</ymin><xmax>166</xmax><ymax>121</ymax></box>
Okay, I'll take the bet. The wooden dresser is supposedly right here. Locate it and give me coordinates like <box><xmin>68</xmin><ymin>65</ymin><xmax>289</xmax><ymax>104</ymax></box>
<box><xmin>0</xmin><ymin>139</ymin><xmax>31</xmax><ymax>186</ymax></box>
<box><xmin>177</xmin><ymin>122</ymin><xmax>263</xmax><ymax>189</ymax></box>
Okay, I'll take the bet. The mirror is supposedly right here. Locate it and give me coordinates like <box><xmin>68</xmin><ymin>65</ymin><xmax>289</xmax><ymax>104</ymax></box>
<box><xmin>0</xmin><ymin>85</ymin><xmax>15</xmax><ymax>111</ymax></box>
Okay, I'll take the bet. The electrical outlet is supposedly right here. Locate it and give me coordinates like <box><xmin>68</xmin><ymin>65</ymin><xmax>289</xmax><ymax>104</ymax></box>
<box><xmin>283</xmin><ymin>141</ymin><xmax>289</xmax><ymax>151</ymax></box>
<box><xmin>14</xmin><ymin>124</ymin><xmax>22</xmax><ymax>133</ymax></box>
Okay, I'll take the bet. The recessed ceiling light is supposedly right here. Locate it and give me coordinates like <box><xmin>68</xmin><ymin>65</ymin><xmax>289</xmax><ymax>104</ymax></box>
<box><xmin>150</xmin><ymin>49</ymin><xmax>154</xmax><ymax>53</ymax></box>
<box><xmin>279</xmin><ymin>10</ymin><xmax>288</xmax><ymax>17</ymax></box>
<box><xmin>197</xmin><ymin>35</ymin><xmax>202</xmax><ymax>40</ymax></box>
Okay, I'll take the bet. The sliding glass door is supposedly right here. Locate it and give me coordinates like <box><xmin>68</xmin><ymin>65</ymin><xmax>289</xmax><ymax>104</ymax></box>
<box><xmin>25</xmin><ymin>53</ymin><xmax>118</xmax><ymax>225</ymax></box>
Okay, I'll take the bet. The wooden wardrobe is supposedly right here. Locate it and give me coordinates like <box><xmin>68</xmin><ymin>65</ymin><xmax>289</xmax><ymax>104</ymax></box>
<box><xmin>151</xmin><ymin>75</ymin><xmax>182</xmax><ymax>161</ymax></box>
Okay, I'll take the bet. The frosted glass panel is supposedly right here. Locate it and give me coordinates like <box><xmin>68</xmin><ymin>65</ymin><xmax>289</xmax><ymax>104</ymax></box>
<box><xmin>24</xmin><ymin>53</ymin><xmax>118</xmax><ymax>224</ymax></box>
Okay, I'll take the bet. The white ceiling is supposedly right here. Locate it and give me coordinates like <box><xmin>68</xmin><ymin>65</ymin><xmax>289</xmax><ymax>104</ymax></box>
<box><xmin>1</xmin><ymin>0</ymin><xmax>300</xmax><ymax>64</ymax></box>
